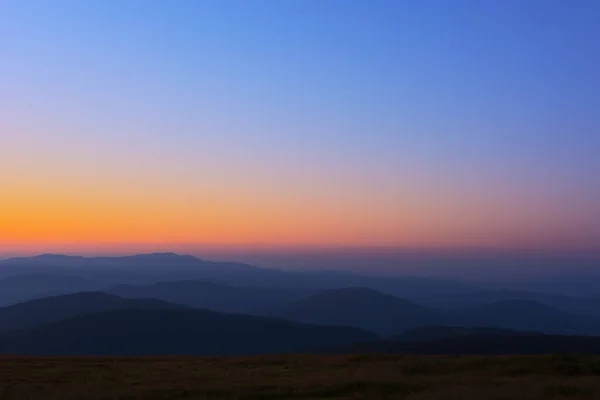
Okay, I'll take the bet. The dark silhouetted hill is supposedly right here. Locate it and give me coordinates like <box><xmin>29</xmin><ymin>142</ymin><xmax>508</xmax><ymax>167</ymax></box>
<box><xmin>0</xmin><ymin>274</ymin><xmax>103</xmax><ymax>306</ymax></box>
<box><xmin>109</xmin><ymin>281</ymin><xmax>309</xmax><ymax>315</ymax></box>
<box><xmin>280</xmin><ymin>291</ymin><xmax>600</xmax><ymax>336</ymax></box>
<box><xmin>0</xmin><ymin>292</ymin><xmax>185</xmax><ymax>332</ymax></box>
<box><xmin>0</xmin><ymin>309</ymin><xmax>378</xmax><ymax>355</ymax></box>
<box><xmin>327</xmin><ymin>332</ymin><xmax>600</xmax><ymax>355</ymax></box>
<box><xmin>279</xmin><ymin>287</ymin><xmax>440</xmax><ymax>335</ymax></box>
<box><xmin>413</xmin><ymin>288</ymin><xmax>600</xmax><ymax>318</ymax></box>
<box><xmin>389</xmin><ymin>325</ymin><xmax>533</xmax><ymax>342</ymax></box>
<box><xmin>450</xmin><ymin>299</ymin><xmax>577</xmax><ymax>334</ymax></box>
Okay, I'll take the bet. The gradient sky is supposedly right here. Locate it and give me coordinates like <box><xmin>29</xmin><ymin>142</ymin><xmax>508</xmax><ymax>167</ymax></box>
<box><xmin>1</xmin><ymin>0</ymin><xmax>599</xmax><ymax>255</ymax></box>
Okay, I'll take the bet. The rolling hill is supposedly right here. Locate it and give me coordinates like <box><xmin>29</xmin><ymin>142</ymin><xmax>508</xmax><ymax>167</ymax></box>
<box><xmin>450</xmin><ymin>299</ymin><xmax>578</xmax><ymax>334</ymax></box>
<box><xmin>326</xmin><ymin>332</ymin><xmax>600</xmax><ymax>355</ymax></box>
<box><xmin>414</xmin><ymin>288</ymin><xmax>600</xmax><ymax>317</ymax></box>
<box><xmin>0</xmin><ymin>292</ymin><xmax>185</xmax><ymax>333</ymax></box>
<box><xmin>389</xmin><ymin>325</ymin><xmax>533</xmax><ymax>342</ymax></box>
<box><xmin>281</xmin><ymin>290</ymin><xmax>600</xmax><ymax>336</ymax></box>
<box><xmin>279</xmin><ymin>287</ymin><xmax>440</xmax><ymax>335</ymax></box>
<box><xmin>0</xmin><ymin>274</ymin><xmax>103</xmax><ymax>306</ymax></box>
<box><xmin>0</xmin><ymin>308</ymin><xmax>378</xmax><ymax>355</ymax></box>
<box><xmin>109</xmin><ymin>280</ymin><xmax>309</xmax><ymax>314</ymax></box>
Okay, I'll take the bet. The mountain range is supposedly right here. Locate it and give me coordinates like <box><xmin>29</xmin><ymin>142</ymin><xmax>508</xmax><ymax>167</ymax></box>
<box><xmin>1</xmin><ymin>253</ymin><xmax>600</xmax><ymax>356</ymax></box>
<box><xmin>276</xmin><ymin>287</ymin><xmax>600</xmax><ymax>336</ymax></box>
<box><xmin>0</xmin><ymin>253</ymin><xmax>475</xmax><ymax>297</ymax></box>
<box><xmin>0</xmin><ymin>287</ymin><xmax>599</xmax><ymax>356</ymax></box>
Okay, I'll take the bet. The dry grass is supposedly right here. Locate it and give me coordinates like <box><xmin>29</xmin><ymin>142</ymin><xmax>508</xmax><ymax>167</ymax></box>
<box><xmin>1</xmin><ymin>354</ymin><xmax>600</xmax><ymax>399</ymax></box>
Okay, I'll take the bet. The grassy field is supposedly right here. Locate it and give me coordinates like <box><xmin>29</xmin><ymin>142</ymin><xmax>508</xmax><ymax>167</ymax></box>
<box><xmin>1</xmin><ymin>354</ymin><xmax>600</xmax><ymax>399</ymax></box>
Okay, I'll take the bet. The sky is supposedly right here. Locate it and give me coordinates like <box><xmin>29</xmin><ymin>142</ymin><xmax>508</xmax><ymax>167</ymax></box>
<box><xmin>1</xmin><ymin>0</ymin><xmax>599</xmax><ymax>257</ymax></box>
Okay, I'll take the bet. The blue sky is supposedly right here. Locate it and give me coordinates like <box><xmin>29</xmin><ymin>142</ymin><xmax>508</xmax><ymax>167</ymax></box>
<box><xmin>1</xmin><ymin>0</ymin><xmax>599</xmax><ymax>253</ymax></box>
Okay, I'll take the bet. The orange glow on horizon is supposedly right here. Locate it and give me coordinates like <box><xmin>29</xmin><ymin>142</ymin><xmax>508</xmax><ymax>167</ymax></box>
<box><xmin>2</xmin><ymin>170</ymin><xmax>598</xmax><ymax>254</ymax></box>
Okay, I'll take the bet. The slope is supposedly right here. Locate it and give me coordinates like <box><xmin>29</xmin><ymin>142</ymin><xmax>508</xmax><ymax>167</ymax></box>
<box><xmin>279</xmin><ymin>287</ymin><xmax>440</xmax><ymax>335</ymax></box>
<box><xmin>0</xmin><ymin>308</ymin><xmax>378</xmax><ymax>355</ymax></box>
<box><xmin>0</xmin><ymin>292</ymin><xmax>185</xmax><ymax>332</ymax></box>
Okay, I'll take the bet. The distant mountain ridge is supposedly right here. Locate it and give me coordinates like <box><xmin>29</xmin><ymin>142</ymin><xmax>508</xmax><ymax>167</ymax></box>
<box><xmin>0</xmin><ymin>253</ymin><xmax>476</xmax><ymax>297</ymax></box>
<box><xmin>4</xmin><ymin>253</ymin><xmax>600</xmax><ymax>341</ymax></box>
<box><xmin>4</xmin><ymin>252</ymin><xmax>200</xmax><ymax>264</ymax></box>
<box><xmin>0</xmin><ymin>253</ymin><xmax>257</xmax><ymax>279</ymax></box>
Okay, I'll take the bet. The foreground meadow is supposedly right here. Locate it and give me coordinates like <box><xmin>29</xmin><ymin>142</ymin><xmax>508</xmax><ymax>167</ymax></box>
<box><xmin>1</xmin><ymin>354</ymin><xmax>599</xmax><ymax>399</ymax></box>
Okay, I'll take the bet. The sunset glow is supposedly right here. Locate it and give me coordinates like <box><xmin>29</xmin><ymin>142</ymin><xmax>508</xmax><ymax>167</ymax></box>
<box><xmin>1</xmin><ymin>0</ymin><xmax>599</xmax><ymax>257</ymax></box>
